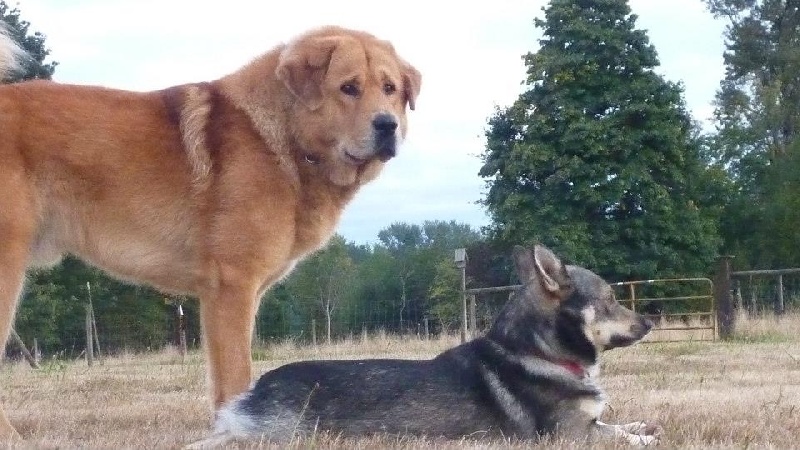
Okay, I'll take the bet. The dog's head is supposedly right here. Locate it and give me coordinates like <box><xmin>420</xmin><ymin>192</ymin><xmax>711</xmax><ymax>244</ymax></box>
<box><xmin>502</xmin><ymin>245</ymin><xmax>652</xmax><ymax>363</ymax></box>
<box><xmin>276</xmin><ymin>26</ymin><xmax>421</xmax><ymax>186</ymax></box>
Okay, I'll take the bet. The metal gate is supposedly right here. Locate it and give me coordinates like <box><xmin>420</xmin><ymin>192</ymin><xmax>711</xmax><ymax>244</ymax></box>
<box><xmin>611</xmin><ymin>278</ymin><xmax>717</xmax><ymax>342</ymax></box>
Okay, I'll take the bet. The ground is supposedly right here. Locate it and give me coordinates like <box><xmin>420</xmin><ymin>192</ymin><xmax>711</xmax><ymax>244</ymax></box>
<box><xmin>2</xmin><ymin>314</ymin><xmax>799</xmax><ymax>449</ymax></box>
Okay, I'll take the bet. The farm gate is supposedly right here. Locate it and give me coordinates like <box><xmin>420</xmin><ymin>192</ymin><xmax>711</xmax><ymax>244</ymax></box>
<box><xmin>459</xmin><ymin>278</ymin><xmax>717</xmax><ymax>343</ymax></box>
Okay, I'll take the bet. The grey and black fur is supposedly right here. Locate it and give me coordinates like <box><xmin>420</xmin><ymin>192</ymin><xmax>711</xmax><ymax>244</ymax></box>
<box><xmin>188</xmin><ymin>245</ymin><xmax>661</xmax><ymax>448</ymax></box>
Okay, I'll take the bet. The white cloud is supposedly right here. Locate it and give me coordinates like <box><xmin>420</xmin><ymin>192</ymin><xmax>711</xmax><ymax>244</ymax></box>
<box><xmin>15</xmin><ymin>0</ymin><xmax>726</xmax><ymax>243</ymax></box>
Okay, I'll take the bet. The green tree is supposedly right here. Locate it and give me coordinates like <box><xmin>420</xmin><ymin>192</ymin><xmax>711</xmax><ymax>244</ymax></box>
<box><xmin>479</xmin><ymin>0</ymin><xmax>722</xmax><ymax>281</ymax></box>
<box><xmin>377</xmin><ymin>221</ymin><xmax>482</xmax><ymax>331</ymax></box>
<box><xmin>427</xmin><ymin>259</ymin><xmax>461</xmax><ymax>330</ymax></box>
<box><xmin>0</xmin><ymin>1</ymin><xmax>57</xmax><ymax>81</ymax></box>
<box><xmin>705</xmin><ymin>0</ymin><xmax>800</xmax><ymax>268</ymax></box>
<box><xmin>285</xmin><ymin>235</ymin><xmax>357</xmax><ymax>343</ymax></box>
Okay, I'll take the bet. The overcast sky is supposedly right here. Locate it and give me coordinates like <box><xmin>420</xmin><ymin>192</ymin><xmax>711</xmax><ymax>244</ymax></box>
<box><xmin>15</xmin><ymin>0</ymin><xmax>727</xmax><ymax>244</ymax></box>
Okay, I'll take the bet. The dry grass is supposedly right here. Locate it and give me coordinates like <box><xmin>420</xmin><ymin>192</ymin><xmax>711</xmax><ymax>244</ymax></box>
<box><xmin>2</xmin><ymin>314</ymin><xmax>800</xmax><ymax>449</ymax></box>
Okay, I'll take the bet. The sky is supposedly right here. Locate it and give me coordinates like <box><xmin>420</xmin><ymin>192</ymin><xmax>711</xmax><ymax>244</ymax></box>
<box><xmin>14</xmin><ymin>0</ymin><xmax>728</xmax><ymax>244</ymax></box>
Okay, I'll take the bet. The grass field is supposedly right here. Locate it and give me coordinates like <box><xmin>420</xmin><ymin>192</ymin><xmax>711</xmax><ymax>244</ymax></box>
<box><xmin>2</xmin><ymin>313</ymin><xmax>799</xmax><ymax>449</ymax></box>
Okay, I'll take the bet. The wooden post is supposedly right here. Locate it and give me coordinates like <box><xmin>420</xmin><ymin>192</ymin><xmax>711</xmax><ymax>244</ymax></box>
<box><xmin>85</xmin><ymin>306</ymin><xmax>94</xmax><ymax>366</ymax></box>
<box><xmin>87</xmin><ymin>282</ymin><xmax>103</xmax><ymax>365</ymax></box>
<box><xmin>423</xmin><ymin>317</ymin><xmax>429</xmax><ymax>340</ymax></box>
<box><xmin>469</xmin><ymin>294</ymin><xmax>477</xmax><ymax>337</ymax></box>
<box><xmin>734</xmin><ymin>279</ymin><xmax>743</xmax><ymax>311</ymax></box>
<box><xmin>361</xmin><ymin>325</ymin><xmax>368</xmax><ymax>342</ymax></box>
<box><xmin>714</xmin><ymin>255</ymin><xmax>735</xmax><ymax>339</ymax></box>
<box><xmin>460</xmin><ymin>265</ymin><xmax>467</xmax><ymax>343</ymax></box>
<box><xmin>8</xmin><ymin>329</ymin><xmax>39</xmax><ymax>369</ymax></box>
<box><xmin>177</xmin><ymin>303</ymin><xmax>187</xmax><ymax>361</ymax></box>
<box><xmin>628</xmin><ymin>284</ymin><xmax>636</xmax><ymax>312</ymax></box>
<box><xmin>311</xmin><ymin>318</ymin><xmax>317</xmax><ymax>347</ymax></box>
<box><xmin>33</xmin><ymin>338</ymin><xmax>41</xmax><ymax>366</ymax></box>
<box><xmin>454</xmin><ymin>248</ymin><xmax>468</xmax><ymax>343</ymax></box>
<box><xmin>776</xmin><ymin>274</ymin><xmax>785</xmax><ymax>316</ymax></box>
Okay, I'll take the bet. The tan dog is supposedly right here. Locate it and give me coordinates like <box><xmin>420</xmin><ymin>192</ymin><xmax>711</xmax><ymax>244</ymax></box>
<box><xmin>0</xmin><ymin>25</ymin><xmax>420</xmax><ymax>440</ymax></box>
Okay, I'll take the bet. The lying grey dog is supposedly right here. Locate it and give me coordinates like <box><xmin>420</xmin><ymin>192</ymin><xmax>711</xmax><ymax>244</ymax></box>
<box><xmin>188</xmin><ymin>245</ymin><xmax>661</xmax><ymax>447</ymax></box>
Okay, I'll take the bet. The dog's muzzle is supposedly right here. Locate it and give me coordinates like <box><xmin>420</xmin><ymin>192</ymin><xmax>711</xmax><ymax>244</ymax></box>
<box><xmin>373</xmin><ymin>113</ymin><xmax>398</xmax><ymax>161</ymax></box>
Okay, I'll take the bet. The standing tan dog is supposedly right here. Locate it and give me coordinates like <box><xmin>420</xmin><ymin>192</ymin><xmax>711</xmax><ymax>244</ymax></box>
<box><xmin>0</xmin><ymin>24</ymin><xmax>420</xmax><ymax>440</ymax></box>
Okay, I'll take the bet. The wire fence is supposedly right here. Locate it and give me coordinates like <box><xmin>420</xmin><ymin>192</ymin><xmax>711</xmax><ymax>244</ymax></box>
<box><xmin>7</xmin><ymin>268</ymin><xmax>800</xmax><ymax>364</ymax></box>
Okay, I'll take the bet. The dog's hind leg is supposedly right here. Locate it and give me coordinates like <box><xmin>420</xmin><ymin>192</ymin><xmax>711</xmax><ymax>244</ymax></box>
<box><xmin>0</xmin><ymin>164</ymin><xmax>37</xmax><ymax>441</ymax></box>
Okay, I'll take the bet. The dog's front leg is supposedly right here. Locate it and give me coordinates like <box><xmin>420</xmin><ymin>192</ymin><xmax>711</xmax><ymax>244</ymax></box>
<box><xmin>200</xmin><ymin>279</ymin><xmax>259</xmax><ymax>409</ymax></box>
<box><xmin>594</xmin><ymin>420</ymin><xmax>661</xmax><ymax>446</ymax></box>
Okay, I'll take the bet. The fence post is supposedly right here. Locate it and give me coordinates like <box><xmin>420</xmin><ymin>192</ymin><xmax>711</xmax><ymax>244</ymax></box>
<box><xmin>311</xmin><ymin>318</ymin><xmax>317</xmax><ymax>347</ymax></box>
<box><xmin>8</xmin><ymin>329</ymin><xmax>39</xmax><ymax>369</ymax></box>
<box><xmin>469</xmin><ymin>294</ymin><xmax>477</xmax><ymax>337</ymax></box>
<box><xmin>455</xmin><ymin>248</ymin><xmax>468</xmax><ymax>344</ymax></box>
<box><xmin>33</xmin><ymin>338</ymin><xmax>41</xmax><ymax>366</ymax></box>
<box><xmin>776</xmin><ymin>274</ymin><xmax>785</xmax><ymax>316</ymax></box>
<box><xmin>85</xmin><ymin>305</ymin><xmax>94</xmax><ymax>366</ymax></box>
<box><xmin>423</xmin><ymin>317</ymin><xmax>429</xmax><ymax>340</ymax></box>
<box><xmin>177</xmin><ymin>303</ymin><xmax>187</xmax><ymax>362</ymax></box>
<box><xmin>714</xmin><ymin>255</ymin><xmax>735</xmax><ymax>339</ymax></box>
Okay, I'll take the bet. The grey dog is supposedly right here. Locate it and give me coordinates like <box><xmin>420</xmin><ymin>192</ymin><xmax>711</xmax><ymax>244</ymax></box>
<box><xmin>188</xmin><ymin>244</ymin><xmax>661</xmax><ymax>447</ymax></box>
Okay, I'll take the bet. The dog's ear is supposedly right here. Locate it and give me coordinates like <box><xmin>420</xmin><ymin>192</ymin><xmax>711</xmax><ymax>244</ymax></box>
<box><xmin>400</xmin><ymin>59</ymin><xmax>421</xmax><ymax>111</ymax></box>
<box><xmin>512</xmin><ymin>245</ymin><xmax>536</xmax><ymax>283</ymax></box>
<box><xmin>532</xmin><ymin>245</ymin><xmax>572</xmax><ymax>301</ymax></box>
<box><xmin>276</xmin><ymin>36</ymin><xmax>340</xmax><ymax>110</ymax></box>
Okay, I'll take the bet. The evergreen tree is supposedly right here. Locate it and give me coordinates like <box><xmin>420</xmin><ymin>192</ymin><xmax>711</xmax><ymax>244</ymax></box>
<box><xmin>705</xmin><ymin>0</ymin><xmax>800</xmax><ymax>268</ymax></box>
<box><xmin>479</xmin><ymin>0</ymin><xmax>722</xmax><ymax>280</ymax></box>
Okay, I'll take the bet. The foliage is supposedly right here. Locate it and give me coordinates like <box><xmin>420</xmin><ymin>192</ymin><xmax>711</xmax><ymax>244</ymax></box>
<box><xmin>255</xmin><ymin>222</ymin><xmax>484</xmax><ymax>340</ymax></box>
<box><xmin>0</xmin><ymin>1</ymin><xmax>57</xmax><ymax>81</ymax></box>
<box><xmin>479</xmin><ymin>0</ymin><xmax>722</xmax><ymax>282</ymax></box>
<box><xmin>704</xmin><ymin>0</ymin><xmax>800</xmax><ymax>269</ymax></box>
<box><xmin>17</xmin><ymin>258</ymin><xmax>174</xmax><ymax>355</ymax></box>
<box><xmin>285</xmin><ymin>235</ymin><xmax>357</xmax><ymax>343</ymax></box>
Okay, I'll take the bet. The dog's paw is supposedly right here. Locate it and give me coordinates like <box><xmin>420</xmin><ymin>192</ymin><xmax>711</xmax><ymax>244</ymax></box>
<box><xmin>623</xmin><ymin>421</ymin><xmax>663</xmax><ymax>438</ymax></box>
<box><xmin>619</xmin><ymin>421</ymin><xmax>662</xmax><ymax>446</ymax></box>
<box><xmin>640</xmin><ymin>422</ymin><xmax>663</xmax><ymax>438</ymax></box>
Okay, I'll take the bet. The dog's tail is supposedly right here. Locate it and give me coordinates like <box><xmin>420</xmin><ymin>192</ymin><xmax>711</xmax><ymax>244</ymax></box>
<box><xmin>0</xmin><ymin>22</ymin><xmax>27</xmax><ymax>81</ymax></box>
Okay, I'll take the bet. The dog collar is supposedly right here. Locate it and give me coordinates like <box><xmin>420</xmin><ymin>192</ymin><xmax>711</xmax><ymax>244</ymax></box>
<box><xmin>532</xmin><ymin>349</ymin><xmax>587</xmax><ymax>378</ymax></box>
<box><xmin>558</xmin><ymin>360</ymin><xmax>586</xmax><ymax>378</ymax></box>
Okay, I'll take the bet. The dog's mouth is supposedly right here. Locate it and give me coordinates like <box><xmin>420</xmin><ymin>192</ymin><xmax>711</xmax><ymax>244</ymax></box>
<box><xmin>605</xmin><ymin>333</ymin><xmax>641</xmax><ymax>349</ymax></box>
<box><xmin>344</xmin><ymin>150</ymin><xmax>369</xmax><ymax>166</ymax></box>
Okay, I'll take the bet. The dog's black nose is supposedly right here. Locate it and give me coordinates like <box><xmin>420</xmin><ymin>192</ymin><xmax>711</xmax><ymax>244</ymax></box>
<box><xmin>372</xmin><ymin>113</ymin><xmax>398</xmax><ymax>134</ymax></box>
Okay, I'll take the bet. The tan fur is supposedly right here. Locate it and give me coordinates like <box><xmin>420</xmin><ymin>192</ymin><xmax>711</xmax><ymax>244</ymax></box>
<box><xmin>0</xmin><ymin>25</ymin><xmax>420</xmax><ymax>440</ymax></box>
<box><xmin>180</xmin><ymin>85</ymin><xmax>213</xmax><ymax>184</ymax></box>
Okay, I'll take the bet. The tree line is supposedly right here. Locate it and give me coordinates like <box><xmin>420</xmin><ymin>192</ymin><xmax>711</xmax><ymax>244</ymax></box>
<box><xmin>4</xmin><ymin>0</ymin><xmax>800</xmax><ymax>355</ymax></box>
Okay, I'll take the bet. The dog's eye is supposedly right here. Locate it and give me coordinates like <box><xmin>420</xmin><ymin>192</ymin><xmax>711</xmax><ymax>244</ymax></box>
<box><xmin>383</xmin><ymin>83</ymin><xmax>396</xmax><ymax>95</ymax></box>
<box><xmin>340</xmin><ymin>83</ymin><xmax>360</xmax><ymax>97</ymax></box>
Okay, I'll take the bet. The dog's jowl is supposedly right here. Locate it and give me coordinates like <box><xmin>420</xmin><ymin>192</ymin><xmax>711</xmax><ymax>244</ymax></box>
<box><xmin>189</xmin><ymin>244</ymin><xmax>661</xmax><ymax>448</ymax></box>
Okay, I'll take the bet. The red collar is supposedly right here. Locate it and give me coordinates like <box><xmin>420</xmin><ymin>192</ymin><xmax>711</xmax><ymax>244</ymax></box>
<box><xmin>557</xmin><ymin>360</ymin><xmax>586</xmax><ymax>378</ymax></box>
<box><xmin>532</xmin><ymin>349</ymin><xmax>587</xmax><ymax>378</ymax></box>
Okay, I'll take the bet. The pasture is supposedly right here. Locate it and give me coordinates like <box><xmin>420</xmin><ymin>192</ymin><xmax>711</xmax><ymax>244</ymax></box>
<box><xmin>2</xmin><ymin>313</ymin><xmax>799</xmax><ymax>449</ymax></box>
